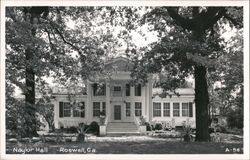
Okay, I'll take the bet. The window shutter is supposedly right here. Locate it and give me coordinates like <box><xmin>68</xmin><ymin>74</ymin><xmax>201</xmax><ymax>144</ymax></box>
<box><xmin>189</xmin><ymin>102</ymin><xmax>193</xmax><ymax>117</ymax></box>
<box><xmin>59</xmin><ymin>102</ymin><xmax>64</xmax><ymax>117</ymax></box>
<box><xmin>93</xmin><ymin>83</ymin><xmax>97</xmax><ymax>96</ymax></box>
<box><xmin>138</xmin><ymin>84</ymin><xmax>141</xmax><ymax>96</ymax></box>
<box><xmin>80</xmin><ymin>102</ymin><xmax>85</xmax><ymax>118</ymax></box>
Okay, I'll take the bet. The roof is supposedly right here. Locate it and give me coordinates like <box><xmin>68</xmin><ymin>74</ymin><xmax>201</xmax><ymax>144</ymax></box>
<box><xmin>152</xmin><ymin>88</ymin><xmax>195</xmax><ymax>96</ymax></box>
<box><xmin>52</xmin><ymin>87</ymin><xmax>87</xmax><ymax>95</ymax></box>
<box><xmin>104</xmin><ymin>56</ymin><xmax>133</xmax><ymax>72</ymax></box>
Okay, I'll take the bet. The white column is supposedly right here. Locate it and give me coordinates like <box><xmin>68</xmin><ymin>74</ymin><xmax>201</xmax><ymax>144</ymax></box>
<box><xmin>86</xmin><ymin>80</ymin><xmax>92</xmax><ymax>124</ymax></box>
<box><xmin>148</xmin><ymin>75</ymin><xmax>153</xmax><ymax>122</ymax></box>
<box><xmin>106</xmin><ymin>80</ymin><xmax>111</xmax><ymax>122</ymax></box>
<box><xmin>53</xmin><ymin>99</ymin><xmax>59</xmax><ymax>129</ymax></box>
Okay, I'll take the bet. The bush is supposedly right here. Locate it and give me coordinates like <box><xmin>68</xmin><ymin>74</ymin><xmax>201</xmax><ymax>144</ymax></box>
<box><xmin>89</xmin><ymin>121</ymin><xmax>99</xmax><ymax>135</ymax></box>
<box><xmin>145</xmin><ymin>122</ymin><xmax>152</xmax><ymax>131</ymax></box>
<box><xmin>227</xmin><ymin>108</ymin><xmax>243</xmax><ymax>129</ymax></box>
<box><xmin>68</xmin><ymin>126</ymin><xmax>78</xmax><ymax>133</ymax></box>
<box><xmin>154</xmin><ymin>123</ymin><xmax>163</xmax><ymax>130</ymax></box>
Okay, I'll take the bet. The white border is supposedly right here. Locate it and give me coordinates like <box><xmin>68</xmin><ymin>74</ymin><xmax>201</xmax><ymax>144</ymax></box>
<box><xmin>1</xmin><ymin>1</ymin><xmax>249</xmax><ymax>160</ymax></box>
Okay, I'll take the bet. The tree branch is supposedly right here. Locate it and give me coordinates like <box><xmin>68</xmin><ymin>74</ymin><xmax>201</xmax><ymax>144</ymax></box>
<box><xmin>205</xmin><ymin>8</ymin><xmax>226</xmax><ymax>30</ymax></box>
<box><xmin>50</xmin><ymin>22</ymin><xmax>83</xmax><ymax>55</ymax></box>
<box><xmin>44</xmin><ymin>28</ymin><xmax>54</xmax><ymax>49</ymax></box>
<box><xmin>166</xmin><ymin>7</ymin><xmax>195</xmax><ymax>30</ymax></box>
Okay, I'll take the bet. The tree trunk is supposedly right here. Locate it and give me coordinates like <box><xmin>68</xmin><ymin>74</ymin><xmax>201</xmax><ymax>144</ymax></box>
<box><xmin>23</xmin><ymin>9</ymin><xmax>38</xmax><ymax>137</ymax></box>
<box><xmin>24</xmin><ymin>47</ymin><xmax>38</xmax><ymax>137</ymax></box>
<box><xmin>194</xmin><ymin>65</ymin><xmax>210</xmax><ymax>141</ymax></box>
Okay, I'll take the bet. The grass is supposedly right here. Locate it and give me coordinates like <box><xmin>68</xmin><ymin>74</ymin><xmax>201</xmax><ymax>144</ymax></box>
<box><xmin>6</xmin><ymin>139</ymin><xmax>243</xmax><ymax>154</ymax></box>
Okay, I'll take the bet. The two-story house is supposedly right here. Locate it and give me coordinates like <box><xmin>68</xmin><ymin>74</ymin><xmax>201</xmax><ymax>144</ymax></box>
<box><xmin>52</xmin><ymin>57</ymin><xmax>195</xmax><ymax>135</ymax></box>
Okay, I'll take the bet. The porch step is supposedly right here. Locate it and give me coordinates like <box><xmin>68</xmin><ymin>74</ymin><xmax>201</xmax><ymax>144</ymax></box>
<box><xmin>107</xmin><ymin>122</ymin><xmax>139</xmax><ymax>135</ymax></box>
<box><xmin>106</xmin><ymin>132</ymin><xmax>141</xmax><ymax>136</ymax></box>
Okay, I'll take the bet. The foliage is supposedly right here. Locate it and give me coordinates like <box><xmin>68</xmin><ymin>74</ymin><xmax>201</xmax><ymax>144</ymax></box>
<box><xmin>154</xmin><ymin>123</ymin><xmax>163</xmax><ymax>130</ymax></box>
<box><xmin>145</xmin><ymin>122</ymin><xmax>152</xmax><ymax>131</ymax></box>
<box><xmin>6</xmin><ymin>7</ymin><xmax>118</xmax><ymax>137</ymax></box>
<box><xmin>208</xmin><ymin>29</ymin><xmax>243</xmax><ymax>128</ymax></box>
<box><xmin>129</xmin><ymin>7</ymin><xmax>243</xmax><ymax>141</ymax></box>
<box><xmin>139</xmin><ymin>116</ymin><xmax>146</xmax><ymax>125</ymax></box>
<box><xmin>89</xmin><ymin>121</ymin><xmax>99</xmax><ymax>135</ymax></box>
<box><xmin>227</xmin><ymin>108</ymin><xmax>243</xmax><ymax>129</ymax></box>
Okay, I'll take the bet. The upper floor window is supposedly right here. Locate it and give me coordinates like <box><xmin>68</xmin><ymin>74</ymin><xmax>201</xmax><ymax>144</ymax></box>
<box><xmin>125</xmin><ymin>84</ymin><xmax>130</xmax><ymax>96</ymax></box>
<box><xmin>113</xmin><ymin>85</ymin><xmax>122</xmax><ymax>97</ymax></box>
<box><xmin>134</xmin><ymin>84</ymin><xmax>141</xmax><ymax>96</ymax></box>
<box><xmin>93</xmin><ymin>83</ymin><xmax>106</xmax><ymax>96</ymax></box>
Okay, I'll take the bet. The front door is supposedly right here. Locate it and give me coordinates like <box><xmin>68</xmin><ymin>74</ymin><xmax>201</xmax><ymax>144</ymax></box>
<box><xmin>114</xmin><ymin>105</ymin><xmax>121</xmax><ymax>120</ymax></box>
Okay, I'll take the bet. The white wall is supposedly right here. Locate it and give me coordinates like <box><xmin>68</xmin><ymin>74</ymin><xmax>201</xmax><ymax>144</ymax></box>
<box><xmin>152</xmin><ymin>95</ymin><xmax>196</xmax><ymax>128</ymax></box>
<box><xmin>53</xmin><ymin>95</ymin><xmax>88</xmax><ymax>129</ymax></box>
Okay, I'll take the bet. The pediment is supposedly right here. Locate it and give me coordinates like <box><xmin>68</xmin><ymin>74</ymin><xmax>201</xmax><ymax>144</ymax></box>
<box><xmin>105</xmin><ymin>57</ymin><xmax>133</xmax><ymax>72</ymax></box>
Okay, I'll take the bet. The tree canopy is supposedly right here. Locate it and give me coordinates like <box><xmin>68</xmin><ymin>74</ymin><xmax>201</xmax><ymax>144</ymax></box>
<box><xmin>5</xmin><ymin>6</ymin><xmax>243</xmax><ymax>140</ymax></box>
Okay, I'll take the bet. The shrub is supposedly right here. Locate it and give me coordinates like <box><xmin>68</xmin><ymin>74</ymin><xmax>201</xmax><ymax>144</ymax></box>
<box><xmin>227</xmin><ymin>108</ymin><xmax>243</xmax><ymax>129</ymax></box>
<box><xmin>84</xmin><ymin>125</ymin><xmax>90</xmax><ymax>132</ymax></box>
<box><xmin>68</xmin><ymin>126</ymin><xmax>78</xmax><ymax>133</ymax></box>
<box><xmin>89</xmin><ymin>121</ymin><xmax>99</xmax><ymax>135</ymax></box>
<box><xmin>145</xmin><ymin>122</ymin><xmax>152</xmax><ymax>131</ymax></box>
<box><xmin>154</xmin><ymin>123</ymin><xmax>163</xmax><ymax>130</ymax></box>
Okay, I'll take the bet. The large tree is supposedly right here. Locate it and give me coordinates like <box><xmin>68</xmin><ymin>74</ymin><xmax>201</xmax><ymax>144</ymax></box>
<box><xmin>131</xmin><ymin>7</ymin><xmax>243</xmax><ymax>141</ymax></box>
<box><xmin>6</xmin><ymin>7</ymin><xmax>117</xmax><ymax>137</ymax></box>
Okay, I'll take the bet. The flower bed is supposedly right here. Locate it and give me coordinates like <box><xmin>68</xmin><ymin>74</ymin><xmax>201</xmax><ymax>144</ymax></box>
<box><xmin>147</xmin><ymin>130</ymin><xmax>183</xmax><ymax>138</ymax></box>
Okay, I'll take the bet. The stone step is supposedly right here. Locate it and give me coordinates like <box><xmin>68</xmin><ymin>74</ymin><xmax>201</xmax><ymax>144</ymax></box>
<box><xmin>106</xmin><ymin>132</ymin><xmax>141</xmax><ymax>136</ymax></box>
<box><xmin>107</xmin><ymin>122</ymin><xmax>138</xmax><ymax>133</ymax></box>
<box><xmin>107</xmin><ymin>127</ymin><xmax>138</xmax><ymax>130</ymax></box>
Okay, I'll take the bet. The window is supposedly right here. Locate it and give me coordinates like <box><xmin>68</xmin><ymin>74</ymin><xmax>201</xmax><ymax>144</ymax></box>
<box><xmin>114</xmin><ymin>86</ymin><xmax>121</xmax><ymax>91</ymax></box>
<box><xmin>73</xmin><ymin>102</ymin><xmax>85</xmax><ymax>117</ymax></box>
<box><xmin>125</xmin><ymin>84</ymin><xmax>130</xmax><ymax>96</ymax></box>
<box><xmin>126</xmin><ymin>102</ymin><xmax>131</xmax><ymax>117</ymax></box>
<box><xmin>73</xmin><ymin>105</ymin><xmax>80</xmax><ymax>117</ymax></box>
<box><xmin>113</xmin><ymin>85</ymin><xmax>122</xmax><ymax>96</ymax></box>
<box><xmin>182</xmin><ymin>103</ymin><xmax>189</xmax><ymax>117</ymax></box>
<box><xmin>173</xmin><ymin>103</ymin><xmax>180</xmax><ymax>117</ymax></box>
<box><xmin>134</xmin><ymin>84</ymin><xmax>141</xmax><ymax>96</ymax></box>
<box><xmin>59</xmin><ymin>102</ymin><xmax>85</xmax><ymax>118</ymax></box>
<box><xmin>163</xmin><ymin>103</ymin><xmax>170</xmax><ymax>117</ymax></box>
<box><xmin>93</xmin><ymin>83</ymin><xmax>106</xmax><ymax>96</ymax></box>
<box><xmin>93</xmin><ymin>102</ymin><xmax>101</xmax><ymax>117</ymax></box>
<box><xmin>135</xmin><ymin>102</ymin><xmax>142</xmax><ymax>116</ymax></box>
<box><xmin>63</xmin><ymin>102</ymin><xmax>71</xmax><ymax>117</ymax></box>
<box><xmin>153</xmin><ymin>103</ymin><xmax>161</xmax><ymax>117</ymax></box>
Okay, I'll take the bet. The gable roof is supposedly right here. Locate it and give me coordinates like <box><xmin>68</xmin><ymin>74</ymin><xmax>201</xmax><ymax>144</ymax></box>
<box><xmin>105</xmin><ymin>56</ymin><xmax>134</xmax><ymax>72</ymax></box>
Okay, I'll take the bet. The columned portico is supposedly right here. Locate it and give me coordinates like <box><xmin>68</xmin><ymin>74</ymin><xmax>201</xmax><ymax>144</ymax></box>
<box><xmin>52</xmin><ymin>57</ymin><xmax>196</xmax><ymax>133</ymax></box>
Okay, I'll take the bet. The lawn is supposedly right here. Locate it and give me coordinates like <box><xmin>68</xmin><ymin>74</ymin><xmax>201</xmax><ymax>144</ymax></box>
<box><xmin>6</xmin><ymin>135</ymin><xmax>243</xmax><ymax>154</ymax></box>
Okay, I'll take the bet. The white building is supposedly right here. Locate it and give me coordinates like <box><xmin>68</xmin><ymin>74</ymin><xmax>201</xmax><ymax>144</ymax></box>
<box><xmin>52</xmin><ymin>57</ymin><xmax>195</xmax><ymax>135</ymax></box>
